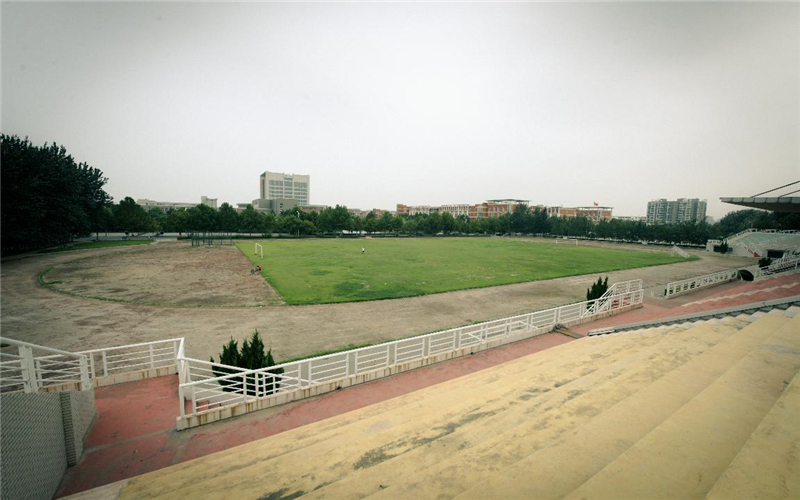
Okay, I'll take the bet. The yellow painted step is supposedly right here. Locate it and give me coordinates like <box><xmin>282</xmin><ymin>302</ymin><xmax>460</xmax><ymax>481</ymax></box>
<box><xmin>562</xmin><ymin>313</ymin><xmax>800</xmax><ymax>500</ymax></box>
<box><xmin>704</xmin><ymin>370</ymin><xmax>800</xmax><ymax>499</ymax></box>
<box><xmin>449</xmin><ymin>314</ymin><xmax>790</xmax><ymax>500</ymax></box>
<box><xmin>349</xmin><ymin>317</ymin><xmax>770</xmax><ymax>500</ymax></box>
<box><xmin>306</xmin><ymin>322</ymin><xmax>750</xmax><ymax>500</ymax></box>
<box><xmin>114</xmin><ymin>322</ymin><xmax>725</xmax><ymax>500</ymax></box>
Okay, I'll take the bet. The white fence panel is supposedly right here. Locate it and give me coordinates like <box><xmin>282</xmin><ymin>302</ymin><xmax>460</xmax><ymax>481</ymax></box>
<box><xmin>175</xmin><ymin>280</ymin><xmax>644</xmax><ymax>427</ymax></box>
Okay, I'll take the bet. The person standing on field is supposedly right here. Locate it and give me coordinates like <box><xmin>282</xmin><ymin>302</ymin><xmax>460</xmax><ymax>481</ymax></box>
<box><xmin>362</xmin><ymin>246</ymin><xmax>365</xmax><ymax>254</ymax></box>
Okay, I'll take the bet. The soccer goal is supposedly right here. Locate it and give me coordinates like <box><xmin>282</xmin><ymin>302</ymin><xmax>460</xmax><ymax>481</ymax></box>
<box><xmin>254</xmin><ymin>242</ymin><xmax>264</xmax><ymax>259</ymax></box>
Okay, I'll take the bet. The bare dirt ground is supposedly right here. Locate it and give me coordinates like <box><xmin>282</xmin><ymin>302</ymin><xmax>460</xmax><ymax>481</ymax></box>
<box><xmin>1</xmin><ymin>239</ymin><xmax>755</xmax><ymax>362</ymax></box>
<box><xmin>42</xmin><ymin>243</ymin><xmax>283</xmax><ymax>307</ymax></box>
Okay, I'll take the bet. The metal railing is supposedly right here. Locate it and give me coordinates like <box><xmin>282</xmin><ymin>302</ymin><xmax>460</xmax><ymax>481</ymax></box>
<box><xmin>0</xmin><ymin>338</ymin><xmax>183</xmax><ymax>394</ymax></box>
<box><xmin>671</xmin><ymin>245</ymin><xmax>691</xmax><ymax>258</ymax></box>
<box><xmin>664</xmin><ymin>269</ymin><xmax>740</xmax><ymax>298</ymax></box>
<box><xmin>753</xmin><ymin>254</ymin><xmax>800</xmax><ymax>279</ymax></box>
<box><xmin>0</xmin><ymin>338</ymin><xmax>91</xmax><ymax>393</ymax></box>
<box><xmin>724</xmin><ymin>228</ymin><xmax>799</xmax><ymax>243</ymax></box>
<box><xmin>77</xmin><ymin>339</ymin><xmax>182</xmax><ymax>380</ymax></box>
<box><xmin>583</xmin><ymin>280</ymin><xmax>642</xmax><ymax>316</ymax></box>
<box><xmin>176</xmin><ymin>280</ymin><xmax>644</xmax><ymax>422</ymax></box>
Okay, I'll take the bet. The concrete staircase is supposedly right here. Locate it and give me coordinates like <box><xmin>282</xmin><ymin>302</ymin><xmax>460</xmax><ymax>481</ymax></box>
<box><xmin>71</xmin><ymin>307</ymin><xmax>800</xmax><ymax>500</ymax></box>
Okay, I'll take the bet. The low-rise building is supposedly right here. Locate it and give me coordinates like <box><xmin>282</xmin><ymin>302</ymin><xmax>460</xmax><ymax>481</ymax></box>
<box><xmin>137</xmin><ymin>196</ymin><xmax>217</xmax><ymax>211</ymax></box>
<box><xmin>548</xmin><ymin>205</ymin><xmax>613</xmax><ymax>222</ymax></box>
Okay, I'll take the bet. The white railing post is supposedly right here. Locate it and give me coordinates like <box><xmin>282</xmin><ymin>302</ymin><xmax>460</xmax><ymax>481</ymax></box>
<box><xmin>102</xmin><ymin>351</ymin><xmax>108</xmax><ymax>377</ymax></box>
<box><xmin>89</xmin><ymin>354</ymin><xmax>97</xmax><ymax>379</ymax></box>
<box><xmin>79</xmin><ymin>356</ymin><xmax>91</xmax><ymax>391</ymax></box>
<box><xmin>347</xmin><ymin>352</ymin><xmax>357</xmax><ymax>376</ymax></box>
<box><xmin>178</xmin><ymin>383</ymin><xmax>185</xmax><ymax>418</ymax></box>
<box><xmin>149</xmin><ymin>344</ymin><xmax>155</xmax><ymax>369</ymax></box>
<box><xmin>19</xmin><ymin>346</ymin><xmax>39</xmax><ymax>393</ymax></box>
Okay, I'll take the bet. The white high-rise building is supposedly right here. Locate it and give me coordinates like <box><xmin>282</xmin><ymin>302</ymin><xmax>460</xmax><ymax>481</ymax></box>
<box><xmin>646</xmin><ymin>198</ymin><xmax>707</xmax><ymax>225</ymax></box>
<box><xmin>260</xmin><ymin>171</ymin><xmax>310</xmax><ymax>206</ymax></box>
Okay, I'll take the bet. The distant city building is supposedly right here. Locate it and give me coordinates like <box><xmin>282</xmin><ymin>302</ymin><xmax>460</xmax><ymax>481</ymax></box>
<box><xmin>137</xmin><ymin>196</ymin><xmax>217</xmax><ymax>211</ymax></box>
<box><xmin>397</xmin><ymin>200</ymin><xmax>529</xmax><ymax>220</ymax></box>
<box><xmin>547</xmin><ymin>206</ymin><xmax>613</xmax><ymax>223</ymax></box>
<box><xmin>349</xmin><ymin>208</ymin><xmax>395</xmax><ymax>218</ymax></box>
<box><xmin>260</xmin><ymin>171</ymin><xmax>310</xmax><ymax>206</ymax></box>
<box><xmin>646</xmin><ymin>198</ymin><xmax>707</xmax><ymax>225</ymax></box>
<box><xmin>613</xmin><ymin>215</ymin><xmax>647</xmax><ymax>223</ymax></box>
<box><xmin>251</xmin><ymin>197</ymin><xmax>298</xmax><ymax>215</ymax></box>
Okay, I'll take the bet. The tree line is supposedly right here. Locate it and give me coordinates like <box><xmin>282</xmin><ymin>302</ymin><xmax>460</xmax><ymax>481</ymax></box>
<box><xmin>116</xmin><ymin>200</ymin><xmax>800</xmax><ymax>246</ymax></box>
<box><xmin>3</xmin><ymin>134</ymin><xmax>798</xmax><ymax>253</ymax></box>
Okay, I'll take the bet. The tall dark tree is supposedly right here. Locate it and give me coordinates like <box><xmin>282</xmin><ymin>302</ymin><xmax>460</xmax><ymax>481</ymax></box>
<box><xmin>113</xmin><ymin>197</ymin><xmax>155</xmax><ymax>232</ymax></box>
<box><xmin>217</xmin><ymin>203</ymin><xmax>240</xmax><ymax>232</ymax></box>
<box><xmin>1</xmin><ymin>135</ymin><xmax>112</xmax><ymax>253</ymax></box>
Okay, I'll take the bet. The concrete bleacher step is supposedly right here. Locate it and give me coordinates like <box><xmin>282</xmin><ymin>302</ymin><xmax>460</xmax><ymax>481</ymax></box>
<box><xmin>351</xmin><ymin>315</ymin><xmax>783</xmax><ymax>500</ymax></box>
<box><xmin>558</xmin><ymin>313</ymin><xmax>800</xmax><ymax>500</ymax></box>
<box><xmin>267</xmin><ymin>319</ymin><xmax>753</xmax><ymax>500</ymax></box>
<box><xmin>109</xmin><ymin>321</ymin><xmax>729</xmax><ymax>499</ymax></box>
<box><xmin>704</xmin><ymin>370</ymin><xmax>800</xmax><ymax>500</ymax></box>
<box><xmin>403</xmin><ymin>314</ymin><xmax>790</xmax><ymax>500</ymax></box>
<box><xmin>304</xmin><ymin>321</ymin><xmax>755</xmax><ymax>499</ymax></box>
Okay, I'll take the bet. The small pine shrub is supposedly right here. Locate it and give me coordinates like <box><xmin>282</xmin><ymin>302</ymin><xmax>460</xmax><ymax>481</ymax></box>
<box><xmin>586</xmin><ymin>276</ymin><xmax>609</xmax><ymax>302</ymax></box>
<box><xmin>210</xmin><ymin>330</ymin><xmax>284</xmax><ymax>396</ymax></box>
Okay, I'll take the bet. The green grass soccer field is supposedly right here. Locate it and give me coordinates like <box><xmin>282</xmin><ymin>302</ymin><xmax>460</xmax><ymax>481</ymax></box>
<box><xmin>237</xmin><ymin>238</ymin><xmax>692</xmax><ymax>305</ymax></box>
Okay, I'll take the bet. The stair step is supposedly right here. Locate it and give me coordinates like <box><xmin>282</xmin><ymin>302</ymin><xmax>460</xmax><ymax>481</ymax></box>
<box><xmin>704</xmin><ymin>369</ymin><xmax>800</xmax><ymax>499</ymax></box>
<box><xmin>114</xmin><ymin>323</ymin><xmax>710</xmax><ymax>499</ymax></box>
<box><xmin>379</xmin><ymin>315</ymin><xmax>788</xmax><ymax>500</ymax></box>
<box><xmin>306</xmin><ymin>321</ymin><xmax>755</xmax><ymax>499</ymax></box>
<box><xmin>560</xmin><ymin>313</ymin><xmax>800</xmax><ymax>500</ymax></box>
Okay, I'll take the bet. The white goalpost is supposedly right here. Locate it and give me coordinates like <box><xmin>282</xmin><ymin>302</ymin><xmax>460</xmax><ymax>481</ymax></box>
<box><xmin>254</xmin><ymin>242</ymin><xmax>264</xmax><ymax>259</ymax></box>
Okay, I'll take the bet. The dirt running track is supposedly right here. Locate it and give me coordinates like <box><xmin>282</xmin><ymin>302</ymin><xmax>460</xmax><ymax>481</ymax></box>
<box><xmin>1</xmin><ymin>240</ymin><xmax>755</xmax><ymax>362</ymax></box>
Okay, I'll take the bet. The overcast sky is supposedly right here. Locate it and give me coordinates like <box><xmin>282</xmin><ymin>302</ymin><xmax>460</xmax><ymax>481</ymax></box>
<box><xmin>3</xmin><ymin>1</ymin><xmax>798</xmax><ymax>218</ymax></box>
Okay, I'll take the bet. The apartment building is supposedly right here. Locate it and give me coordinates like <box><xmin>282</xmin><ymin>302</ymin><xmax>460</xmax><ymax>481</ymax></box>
<box><xmin>646</xmin><ymin>198</ymin><xmax>707</xmax><ymax>225</ymax></box>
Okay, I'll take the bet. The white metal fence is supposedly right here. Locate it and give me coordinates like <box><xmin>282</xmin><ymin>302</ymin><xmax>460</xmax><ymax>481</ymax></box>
<box><xmin>176</xmin><ymin>280</ymin><xmax>644</xmax><ymax>425</ymax></box>
<box><xmin>664</xmin><ymin>269</ymin><xmax>740</xmax><ymax>298</ymax></box>
<box><xmin>0</xmin><ymin>338</ymin><xmax>183</xmax><ymax>394</ymax></box>
<box><xmin>0</xmin><ymin>338</ymin><xmax>91</xmax><ymax>393</ymax></box>
<box><xmin>671</xmin><ymin>245</ymin><xmax>691</xmax><ymax>259</ymax></box>
<box><xmin>662</xmin><ymin>254</ymin><xmax>800</xmax><ymax>299</ymax></box>
<box><xmin>753</xmin><ymin>254</ymin><xmax>800</xmax><ymax>279</ymax></box>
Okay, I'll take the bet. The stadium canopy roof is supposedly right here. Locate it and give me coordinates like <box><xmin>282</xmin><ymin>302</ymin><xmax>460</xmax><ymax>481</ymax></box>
<box><xmin>721</xmin><ymin>180</ymin><xmax>800</xmax><ymax>213</ymax></box>
<box><xmin>720</xmin><ymin>197</ymin><xmax>800</xmax><ymax>213</ymax></box>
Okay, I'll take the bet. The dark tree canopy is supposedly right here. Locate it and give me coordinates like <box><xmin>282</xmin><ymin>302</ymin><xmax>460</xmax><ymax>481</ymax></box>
<box><xmin>1</xmin><ymin>135</ymin><xmax>112</xmax><ymax>254</ymax></box>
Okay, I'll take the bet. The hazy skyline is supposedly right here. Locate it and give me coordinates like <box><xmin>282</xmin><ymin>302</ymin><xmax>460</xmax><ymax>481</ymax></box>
<box><xmin>3</xmin><ymin>2</ymin><xmax>798</xmax><ymax>218</ymax></box>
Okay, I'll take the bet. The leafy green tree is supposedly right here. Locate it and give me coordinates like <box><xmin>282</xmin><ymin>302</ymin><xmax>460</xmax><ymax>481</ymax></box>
<box><xmin>364</xmin><ymin>211</ymin><xmax>378</xmax><ymax>234</ymax></box>
<box><xmin>113</xmin><ymin>197</ymin><xmax>156</xmax><ymax>232</ymax></box>
<box><xmin>440</xmin><ymin>212</ymin><xmax>456</xmax><ymax>234</ymax></box>
<box><xmin>166</xmin><ymin>209</ymin><xmax>190</xmax><ymax>235</ymax></box>
<box><xmin>187</xmin><ymin>203</ymin><xmax>217</xmax><ymax>231</ymax></box>
<box><xmin>239</xmin><ymin>205</ymin><xmax>264</xmax><ymax>233</ymax></box>
<box><xmin>217</xmin><ymin>203</ymin><xmax>240</xmax><ymax>231</ymax></box>
<box><xmin>147</xmin><ymin>207</ymin><xmax>167</xmax><ymax>231</ymax></box>
<box><xmin>1</xmin><ymin>135</ymin><xmax>112</xmax><ymax>253</ymax></box>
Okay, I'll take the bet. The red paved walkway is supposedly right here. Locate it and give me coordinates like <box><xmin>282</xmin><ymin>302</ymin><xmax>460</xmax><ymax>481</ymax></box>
<box><xmin>57</xmin><ymin>271</ymin><xmax>800</xmax><ymax>497</ymax></box>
